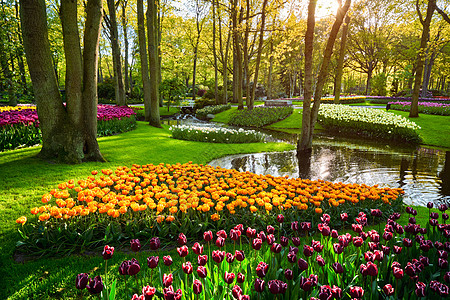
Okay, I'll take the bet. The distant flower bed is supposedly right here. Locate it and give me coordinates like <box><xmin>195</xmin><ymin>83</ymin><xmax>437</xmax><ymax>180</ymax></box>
<box><xmin>388</xmin><ymin>101</ymin><xmax>450</xmax><ymax>116</ymax></box>
<box><xmin>229</xmin><ymin>107</ymin><xmax>293</xmax><ymax>127</ymax></box>
<box><xmin>196</xmin><ymin>104</ymin><xmax>231</xmax><ymax>119</ymax></box>
<box><xmin>0</xmin><ymin>105</ymin><xmax>136</xmax><ymax>151</ymax></box>
<box><xmin>15</xmin><ymin>163</ymin><xmax>403</xmax><ymax>256</ymax></box>
<box><xmin>369</xmin><ymin>96</ymin><xmax>450</xmax><ymax>104</ymax></box>
<box><xmin>170</xmin><ymin>125</ymin><xmax>264</xmax><ymax>143</ymax></box>
<box><xmin>319</xmin><ymin>96</ymin><xmax>366</xmax><ymax>104</ymax></box>
<box><xmin>318</xmin><ymin>104</ymin><xmax>422</xmax><ymax>143</ymax></box>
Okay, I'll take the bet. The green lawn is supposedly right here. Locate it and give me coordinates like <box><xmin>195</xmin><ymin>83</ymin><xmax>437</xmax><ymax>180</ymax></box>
<box><xmin>0</xmin><ymin>122</ymin><xmax>293</xmax><ymax>299</ymax></box>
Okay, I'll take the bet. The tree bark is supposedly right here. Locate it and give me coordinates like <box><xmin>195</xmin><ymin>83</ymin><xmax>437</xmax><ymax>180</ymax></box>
<box><xmin>232</xmin><ymin>2</ymin><xmax>243</xmax><ymax>109</ymax></box>
<box><xmin>137</xmin><ymin>0</ymin><xmax>151</xmax><ymax>121</ymax></box>
<box><xmin>298</xmin><ymin>0</ymin><xmax>351</xmax><ymax>152</ymax></box>
<box><xmin>122</xmin><ymin>0</ymin><xmax>129</xmax><ymax>93</ymax></box>
<box><xmin>21</xmin><ymin>0</ymin><xmax>104</xmax><ymax>163</ymax></box>
<box><xmin>107</xmin><ymin>0</ymin><xmax>126</xmax><ymax>105</ymax></box>
<box><xmin>147</xmin><ymin>0</ymin><xmax>161</xmax><ymax>127</ymax></box>
<box><xmin>334</xmin><ymin>14</ymin><xmax>350</xmax><ymax>104</ymax></box>
<box><xmin>212</xmin><ymin>0</ymin><xmax>219</xmax><ymax>104</ymax></box>
<box><xmin>267</xmin><ymin>40</ymin><xmax>274</xmax><ymax>100</ymax></box>
<box><xmin>410</xmin><ymin>0</ymin><xmax>435</xmax><ymax>117</ymax></box>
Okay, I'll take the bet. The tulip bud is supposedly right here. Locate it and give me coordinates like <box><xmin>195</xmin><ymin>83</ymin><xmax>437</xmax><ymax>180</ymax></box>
<box><xmin>163</xmin><ymin>273</ymin><xmax>173</xmax><ymax>287</ymax></box>
<box><xmin>178</xmin><ymin>233</ymin><xmax>187</xmax><ymax>246</ymax></box>
<box><xmin>102</xmin><ymin>245</ymin><xmax>114</xmax><ymax>260</ymax></box>
<box><xmin>163</xmin><ymin>255</ymin><xmax>173</xmax><ymax>266</ymax></box>
<box><xmin>149</xmin><ymin>237</ymin><xmax>160</xmax><ymax>251</ymax></box>
<box><xmin>147</xmin><ymin>256</ymin><xmax>159</xmax><ymax>269</ymax></box>
<box><xmin>193</xmin><ymin>279</ymin><xmax>202</xmax><ymax>295</ymax></box>
<box><xmin>86</xmin><ymin>275</ymin><xmax>103</xmax><ymax>295</ymax></box>
<box><xmin>203</xmin><ymin>230</ymin><xmax>213</xmax><ymax>242</ymax></box>
<box><xmin>254</xmin><ymin>278</ymin><xmax>265</xmax><ymax>293</ymax></box>
<box><xmin>197</xmin><ymin>266</ymin><xmax>207</xmax><ymax>278</ymax></box>
<box><xmin>130</xmin><ymin>239</ymin><xmax>141</xmax><ymax>252</ymax></box>
<box><xmin>75</xmin><ymin>273</ymin><xmax>89</xmax><ymax>290</ymax></box>
<box><xmin>197</xmin><ymin>254</ymin><xmax>208</xmax><ymax>266</ymax></box>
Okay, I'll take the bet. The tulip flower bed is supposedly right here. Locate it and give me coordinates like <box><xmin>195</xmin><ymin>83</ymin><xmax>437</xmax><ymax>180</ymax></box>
<box><xmin>229</xmin><ymin>106</ymin><xmax>294</xmax><ymax>128</ymax></box>
<box><xmin>15</xmin><ymin>162</ymin><xmax>403</xmax><ymax>256</ymax></box>
<box><xmin>196</xmin><ymin>104</ymin><xmax>232</xmax><ymax>119</ymax></box>
<box><xmin>169</xmin><ymin>125</ymin><xmax>265</xmax><ymax>143</ymax></box>
<box><xmin>0</xmin><ymin>105</ymin><xmax>136</xmax><ymax>151</ymax></box>
<box><xmin>388</xmin><ymin>101</ymin><xmax>450</xmax><ymax>116</ymax></box>
<box><xmin>318</xmin><ymin>104</ymin><xmax>422</xmax><ymax>143</ymax></box>
<box><xmin>318</xmin><ymin>96</ymin><xmax>366</xmax><ymax>104</ymax></box>
<box><xmin>69</xmin><ymin>204</ymin><xmax>450</xmax><ymax>299</ymax></box>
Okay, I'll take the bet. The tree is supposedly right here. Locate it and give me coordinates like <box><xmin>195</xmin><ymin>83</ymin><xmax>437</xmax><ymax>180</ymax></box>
<box><xmin>147</xmin><ymin>0</ymin><xmax>161</xmax><ymax>127</ymax></box>
<box><xmin>298</xmin><ymin>0</ymin><xmax>351</xmax><ymax>153</ymax></box>
<box><xmin>410</xmin><ymin>0</ymin><xmax>436</xmax><ymax>117</ymax></box>
<box><xmin>105</xmin><ymin>0</ymin><xmax>126</xmax><ymax>105</ymax></box>
<box><xmin>20</xmin><ymin>0</ymin><xmax>104</xmax><ymax>163</ymax></box>
<box><xmin>334</xmin><ymin>14</ymin><xmax>350</xmax><ymax>103</ymax></box>
<box><xmin>137</xmin><ymin>0</ymin><xmax>151</xmax><ymax>121</ymax></box>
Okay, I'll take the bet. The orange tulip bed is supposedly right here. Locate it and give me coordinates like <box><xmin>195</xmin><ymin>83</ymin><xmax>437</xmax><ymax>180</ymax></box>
<box><xmin>16</xmin><ymin>162</ymin><xmax>403</xmax><ymax>256</ymax></box>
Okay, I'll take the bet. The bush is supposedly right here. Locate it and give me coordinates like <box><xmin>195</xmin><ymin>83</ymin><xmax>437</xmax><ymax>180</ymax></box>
<box><xmin>170</xmin><ymin>124</ymin><xmax>264</xmax><ymax>143</ymax></box>
<box><xmin>371</xmin><ymin>73</ymin><xmax>388</xmax><ymax>96</ymax></box>
<box><xmin>97</xmin><ymin>78</ymin><xmax>115</xmax><ymax>102</ymax></box>
<box><xmin>194</xmin><ymin>98</ymin><xmax>216</xmax><ymax>109</ymax></box>
<box><xmin>229</xmin><ymin>106</ymin><xmax>294</xmax><ymax>127</ymax></box>
<box><xmin>318</xmin><ymin>104</ymin><xmax>422</xmax><ymax>143</ymax></box>
<box><xmin>196</xmin><ymin>104</ymin><xmax>231</xmax><ymax>119</ymax></box>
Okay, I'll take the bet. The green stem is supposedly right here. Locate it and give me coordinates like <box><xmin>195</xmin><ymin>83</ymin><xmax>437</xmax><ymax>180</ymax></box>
<box><xmin>105</xmin><ymin>260</ymin><xmax>109</xmax><ymax>300</ymax></box>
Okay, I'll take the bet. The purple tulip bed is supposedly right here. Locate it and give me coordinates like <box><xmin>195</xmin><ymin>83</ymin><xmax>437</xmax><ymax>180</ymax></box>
<box><xmin>388</xmin><ymin>101</ymin><xmax>450</xmax><ymax>116</ymax></box>
<box><xmin>0</xmin><ymin>105</ymin><xmax>136</xmax><ymax>151</ymax></box>
<box><xmin>74</xmin><ymin>204</ymin><xmax>450</xmax><ymax>300</ymax></box>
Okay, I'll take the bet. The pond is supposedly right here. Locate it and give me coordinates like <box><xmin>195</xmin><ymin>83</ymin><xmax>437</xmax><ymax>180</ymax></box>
<box><xmin>166</xmin><ymin>117</ymin><xmax>450</xmax><ymax>207</ymax></box>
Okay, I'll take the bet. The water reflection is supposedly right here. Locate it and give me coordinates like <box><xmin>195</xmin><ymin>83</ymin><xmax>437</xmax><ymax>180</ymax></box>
<box><xmin>209</xmin><ymin>137</ymin><xmax>450</xmax><ymax>206</ymax></box>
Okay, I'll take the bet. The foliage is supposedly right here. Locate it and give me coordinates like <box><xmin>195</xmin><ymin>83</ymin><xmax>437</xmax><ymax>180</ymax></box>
<box><xmin>196</xmin><ymin>104</ymin><xmax>231</xmax><ymax>119</ymax></box>
<box><xmin>194</xmin><ymin>98</ymin><xmax>216</xmax><ymax>109</ymax></box>
<box><xmin>160</xmin><ymin>78</ymin><xmax>186</xmax><ymax>111</ymax></box>
<box><xmin>97</xmin><ymin>115</ymin><xmax>137</xmax><ymax>136</ymax></box>
<box><xmin>370</xmin><ymin>73</ymin><xmax>388</xmax><ymax>96</ymax></box>
<box><xmin>15</xmin><ymin>162</ymin><xmax>402</xmax><ymax>257</ymax></box>
<box><xmin>97</xmin><ymin>78</ymin><xmax>116</xmax><ymax>102</ymax></box>
<box><xmin>229</xmin><ymin>107</ymin><xmax>294</xmax><ymax>128</ymax></box>
<box><xmin>170</xmin><ymin>125</ymin><xmax>264</xmax><ymax>143</ymax></box>
<box><xmin>317</xmin><ymin>104</ymin><xmax>422</xmax><ymax>143</ymax></box>
<box><xmin>389</xmin><ymin>101</ymin><xmax>450</xmax><ymax>116</ymax></box>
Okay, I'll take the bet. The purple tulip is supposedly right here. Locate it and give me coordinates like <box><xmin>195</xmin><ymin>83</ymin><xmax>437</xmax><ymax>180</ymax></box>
<box><xmin>147</xmin><ymin>256</ymin><xmax>159</xmax><ymax>269</ymax></box>
<box><xmin>75</xmin><ymin>273</ymin><xmax>89</xmax><ymax>290</ymax></box>
<box><xmin>86</xmin><ymin>275</ymin><xmax>103</xmax><ymax>295</ymax></box>
<box><xmin>130</xmin><ymin>239</ymin><xmax>141</xmax><ymax>252</ymax></box>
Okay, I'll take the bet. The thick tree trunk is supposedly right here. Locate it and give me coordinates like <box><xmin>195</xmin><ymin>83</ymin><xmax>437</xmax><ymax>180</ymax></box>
<box><xmin>410</xmin><ymin>0</ymin><xmax>435</xmax><ymax>117</ymax></box>
<box><xmin>232</xmin><ymin>2</ymin><xmax>244</xmax><ymax>109</ymax></box>
<box><xmin>21</xmin><ymin>0</ymin><xmax>104</xmax><ymax>163</ymax></box>
<box><xmin>15</xmin><ymin>0</ymin><xmax>27</xmax><ymax>94</ymax></box>
<box><xmin>107</xmin><ymin>0</ymin><xmax>126</xmax><ymax>106</ymax></box>
<box><xmin>334</xmin><ymin>15</ymin><xmax>350</xmax><ymax>104</ymax></box>
<box><xmin>223</xmin><ymin>27</ymin><xmax>231</xmax><ymax>104</ymax></box>
<box><xmin>147</xmin><ymin>0</ymin><xmax>161</xmax><ymax>127</ymax></box>
<box><xmin>249</xmin><ymin>0</ymin><xmax>268</xmax><ymax>108</ymax></box>
<box><xmin>298</xmin><ymin>0</ymin><xmax>351</xmax><ymax>152</ymax></box>
<box><xmin>137</xmin><ymin>0</ymin><xmax>151</xmax><ymax>121</ymax></box>
<box><xmin>365</xmin><ymin>69</ymin><xmax>372</xmax><ymax>95</ymax></box>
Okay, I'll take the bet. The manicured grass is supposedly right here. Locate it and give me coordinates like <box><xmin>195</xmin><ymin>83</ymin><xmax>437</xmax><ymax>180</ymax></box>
<box><xmin>159</xmin><ymin>106</ymin><xmax>180</xmax><ymax>116</ymax></box>
<box><xmin>211</xmin><ymin>107</ymin><xmax>237</xmax><ymax>123</ymax></box>
<box><xmin>0</xmin><ymin>122</ymin><xmax>293</xmax><ymax>299</ymax></box>
<box><xmin>347</xmin><ymin>101</ymin><xmax>386</xmax><ymax>107</ymax></box>
<box><xmin>390</xmin><ymin>110</ymin><xmax>450</xmax><ymax>150</ymax></box>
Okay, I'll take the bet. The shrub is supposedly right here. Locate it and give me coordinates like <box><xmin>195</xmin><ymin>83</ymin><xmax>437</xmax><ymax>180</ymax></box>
<box><xmin>170</xmin><ymin>125</ymin><xmax>264</xmax><ymax>143</ymax></box>
<box><xmin>194</xmin><ymin>98</ymin><xmax>216</xmax><ymax>109</ymax></box>
<box><xmin>196</xmin><ymin>104</ymin><xmax>231</xmax><ymax>119</ymax></box>
<box><xmin>229</xmin><ymin>107</ymin><xmax>294</xmax><ymax>127</ymax></box>
<box><xmin>318</xmin><ymin>104</ymin><xmax>421</xmax><ymax>143</ymax></box>
<box><xmin>388</xmin><ymin>101</ymin><xmax>450</xmax><ymax>116</ymax></box>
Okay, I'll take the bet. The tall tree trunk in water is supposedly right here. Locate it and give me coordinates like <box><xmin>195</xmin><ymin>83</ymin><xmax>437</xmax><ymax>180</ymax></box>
<box><xmin>21</xmin><ymin>0</ymin><xmax>104</xmax><ymax>163</ymax></box>
<box><xmin>212</xmin><ymin>0</ymin><xmax>219</xmax><ymax>104</ymax></box>
<box><xmin>249</xmin><ymin>0</ymin><xmax>268</xmax><ymax>108</ymax></box>
<box><xmin>122</xmin><ymin>0</ymin><xmax>129</xmax><ymax>93</ymax></box>
<box><xmin>410</xmin><ymin>0</ymin><xmax>435</xmax><ymax>117</ymax></box>
<box><xmin>137</xmin><ymin>0</ymin><xmax>151</xmax><ymax>121</ymax></box>
<box><xmin>147</xmin><ymin>0</ymin><xmax>161</xmax><ymax>127</ymax></box>
<box><xmin>107</xmin><ymin>0</ymin><xmax>126</xmax><ymax>105</ymax></box>
<box><xmin>298</xmin><ymin>0</ymin><xmax>351</xmax><ymax>153</ymax></box>
<box><xmin>334</xmin><ymin>14</ymin><xmax>350</xmax><ymax>104</ymax></box>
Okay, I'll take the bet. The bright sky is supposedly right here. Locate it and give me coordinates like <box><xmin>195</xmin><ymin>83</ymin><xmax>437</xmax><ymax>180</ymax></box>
<box><xmin>315</xmin><ymin>0</ymin><xmax>341</xmax><ymax>18</ymax></box>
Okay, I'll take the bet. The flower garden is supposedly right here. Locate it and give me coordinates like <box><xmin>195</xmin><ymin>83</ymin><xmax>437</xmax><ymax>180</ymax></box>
<box><xmin>0</xmin><ymin>105</ymin><xmax>137</xmax><ymax>151</ymax></box>
<box><xmin>229</xmin><ymin>107</ymin><xmax>294</xmax><ymax>127</ymax></box>
<box><xmin>317</xmin><ymin>104</ymin><xmax>422</xmax><ymax>143</ymax></box>
<box><xmin>170</xmin><ymin>125</ymin><xmax>265</xmax><ymax>143</ymax></box>
<box><xmin>388</xmin><ymin>101</ymin><xmax>450</xmax><ymax>116</ymax></box>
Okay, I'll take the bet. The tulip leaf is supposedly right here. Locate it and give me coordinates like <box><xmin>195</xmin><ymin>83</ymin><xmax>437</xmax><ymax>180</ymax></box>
<box><xmin>109</xmin><ymin>279</ymin><xmax>117</xmax><ymax>300</ymax></box>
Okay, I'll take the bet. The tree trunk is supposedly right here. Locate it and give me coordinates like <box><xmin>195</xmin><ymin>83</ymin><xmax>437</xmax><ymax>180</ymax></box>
<box><xmin>298</xmin><ymin>0</ymin><xmax>351</xmax><ymax>152</ymax></box>
<box><xmin>334</xmin><ymin>14</ymin><xmax>350</xmax><ymax>104</ymax></box>
<box><xmin>212</xmin><ymin>0</ymin><xmax>219</xmax><ymax>104</ymax></box>
<box><xmin>232</xmin><ymin>3</ymin><xmax>244</xmax><ymax>109</ymax></box>
<box><xmin>267</xmin><ymin>40</ymin><xmax>274</xmax><ymax>100</ymax></box>
<box><xmin>15</xmin><ymin>0</ymin><xmax>27</xmax><ymax>94</ymax></box>
<box><xmin>107</xmin><ymin>0</ymin><xmax>126</xmax><ymax>106</ymax></box>
<box><xmin>223</xmin><ymin>25</ymin><xmax>231</xmax><ymax>104</ymax></box>
<box><xmin>147</xmin><ymin>0</ymin><xmax>161</xmax><ymax>127</ymax></box>
<box><xmin>365</xmin><ymin>68</ymin><xmax>372</xmax><ymax>95</ymax></box>
<box><xmin>122</xmin><ymin>1</ymin><xmax>129</xmax><ymax>93</ymax></box>
<box><xmin>249</xmin><ymin>0</ymin><xmax>268</xmax><ymax>108</ymax></box>
<box><xmin>410</xmin><ymin>0</ymin><xmax>435</xmax><ymax>117</ymax></box>
<box><xmin>21</xmin><ymin>0</ymin><xmax>104</xmax><ymax>163</ymax></box>
<box><xmin>192</xmin><ymin>44</ymin><xmax>199</xmax><ymax>101</ymax></box>
<box><xmin>137</xmin><ymin>0</ymin><xmax>151</xmax><ymax>121</ymax></box>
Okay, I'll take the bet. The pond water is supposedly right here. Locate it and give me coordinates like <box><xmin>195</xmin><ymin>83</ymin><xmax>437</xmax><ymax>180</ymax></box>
<box><xmin>167</xmin><ymin>117</ymin><xmax>450</xmax><ymax>207</ymax></box>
